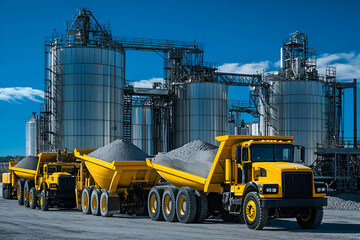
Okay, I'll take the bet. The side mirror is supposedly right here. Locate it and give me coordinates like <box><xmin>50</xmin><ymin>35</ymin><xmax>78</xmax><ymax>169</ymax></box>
<box><xmin>235</xmin><ymin>145</ymin><xmax>241</xmax><ymax>164</ymax></box>
<box><xmin>300</xmin><ymin>146</ymin><xmax>305</xmax><ymax>164</ymax></box>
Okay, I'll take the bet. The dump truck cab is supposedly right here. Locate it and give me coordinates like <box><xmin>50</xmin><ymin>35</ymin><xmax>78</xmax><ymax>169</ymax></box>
<box><xmin>37</xmin><ymin>162</ymin><xmax>79</xmax><ymax>209</ymax></box>
<box><xmin>222</xmin><ymin>136</ymin><xmax>327</xmax><ymax>229</ymax></box>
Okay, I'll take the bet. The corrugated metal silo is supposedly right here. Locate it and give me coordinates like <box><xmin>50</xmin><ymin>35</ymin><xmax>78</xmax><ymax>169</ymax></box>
<box><xmin>270</xmin><ymin>80</ymin><xmax>327</xmax><ymax>165</ymax></box>
<box><xmin>26</xmin><ymin>113</ymin><xmax>38</xmax><ymax>156</ymax></box>
<box><xmin>131</xmin><ymin>106</ymin><xmax>154</xmax><ymax>155</ymax></box>
<box><xmin>49</xmin><ymin>46</ymin><xmax>125</xmax><ymax>151</ymax></box>
<box><xmin>175</xmin><ymin>82</ymin><xmax>228</xmax><ymax>147</ymax></box>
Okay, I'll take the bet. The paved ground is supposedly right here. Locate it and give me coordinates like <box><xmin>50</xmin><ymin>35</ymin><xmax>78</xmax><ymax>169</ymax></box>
<box><xmin>0</xmin><ymin>183</ymin><xmax>359</xmax><ymax>240</ymax></box>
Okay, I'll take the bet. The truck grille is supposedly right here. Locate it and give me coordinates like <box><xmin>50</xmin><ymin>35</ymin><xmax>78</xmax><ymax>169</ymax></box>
<box><xmin>58</xmin><ymin>176</ymin><xmax>75</xmax><ymax>192</ymax></box>
<box><xmin>282</xmin><ymin>172</ymin><xmax>312</xmax><ymax>198</ymax></box>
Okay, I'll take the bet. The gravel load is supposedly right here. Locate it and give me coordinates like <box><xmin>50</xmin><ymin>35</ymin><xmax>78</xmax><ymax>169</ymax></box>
<box><xmin>325</xmin><ymin>193</ymin><xmax>360</xmax><ymax>211</ymax></box>
<box><xmin>153</xmin><ymin>140</ymin><xmax>218</xmax><ymax>178</ymax></box>
<box><xmin>88</xmin><ymin>139</ymin><xmax>149</xmax><ymax>163</ymax></box>
<box><xmin>14</xmin><ymin>156</ymin><xmax>39</xmax><ymax>171</ymax></box>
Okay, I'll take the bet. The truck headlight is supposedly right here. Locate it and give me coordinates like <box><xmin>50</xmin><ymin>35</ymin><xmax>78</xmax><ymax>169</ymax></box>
<box><xmin>315</xmin><ymin>182</ymin><xmax>327</xmax><ymax>193</ymax></box>
<box><xmin>262</xmin><ymin>184</ymin><xmax>278</xmax><ymax>194</ymax></box>
<box><xmin>50</xmin><ymin>184</ymin><xmax>57</xmax><ymax>189</ymax></box>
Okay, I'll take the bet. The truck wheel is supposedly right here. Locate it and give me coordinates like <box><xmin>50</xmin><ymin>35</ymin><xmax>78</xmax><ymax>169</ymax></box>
<box><xmin>100</xmin><ymin>192</ymin><xmax>113</xmax><ymax>217</ymax></box>
<box><xmin>3</xmin><ymin>184</ymin><xmax>11</xmax><ymax>199</ymax></box>
<box><xmin>162</xmin><ymin>187</ymin><xmax>178</xmax><ymax>222</ymax></box>
<box><xmin>194</xmin><ymin>190</ymin><xmax>208</xmax><ymax>223</ymax></box>
<box><xmin>176</xmin><ymin>187</ymin><xmax>197</xmax><ymax>223</ymax></box>
<box><xmin>148</xmin><ymin>186</ymin><xmax>164</xmax><ymax>221</ymax></box>
<box><xmin>243</xmin><ymin>192</ymin><xmax>268</xmax><ymax>230</ymax></box>
<box><xmin>17</xmin><ymin>179</ymin><xmax>24</xmax><ymax>205</ymax></box>
<box><xmin>81</xmin><ymin>188</ymin><xmax>92</xmax><ymax>214</ymax></box>
<box><xmin>29</xmin><ymin>187</ymin><xmax>37</xmax><ymax>209</ymax></box>
<box><xmin>91</xmin><ymin>189</ymin><xmax>101</xmax><ymax>216</ymax></box>
<box><xmin>40</xmin><ymin>190</ymin><xmax>49</xmax><ymax>211</ymax></box>
<box><xmin>296</xmin><ymin>207</ymin><xmax>323</xmax><ymax>229</ymax></box>
<box><xmin>3</xmin><ymin>188</ymin><xmax>7</xmax><ymax>199</ymax></box>
<box><xmin>24</xmin><ymin>180</ymin><xmax>33</xmax><ymax>208</ymax></box>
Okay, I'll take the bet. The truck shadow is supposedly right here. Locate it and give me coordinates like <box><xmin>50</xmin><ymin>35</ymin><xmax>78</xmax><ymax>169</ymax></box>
<box><xmin>265</xmin><ymin>219</ymin><xmax>360</xmax><ymax>233</ymax></box>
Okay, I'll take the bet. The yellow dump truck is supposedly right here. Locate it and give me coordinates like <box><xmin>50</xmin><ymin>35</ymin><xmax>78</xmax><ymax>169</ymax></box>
<box><xmin>146</xmin><ymin>135</ymin><xmax>327</xmax><ymax>230</ymax></box>
<box><xmin>2</xmin><ymin>152</ymin><xmax>80</xmax><ymax>211</ymax></box>
<box><xmin>74</xmin><ymin>149</ymin><xmax>161</xmax><ymax>217</ymax></box>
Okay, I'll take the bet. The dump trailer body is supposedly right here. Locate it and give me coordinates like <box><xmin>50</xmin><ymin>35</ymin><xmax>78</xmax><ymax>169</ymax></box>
<box><xmin>75</xmin><ymin>149</ymin><xmax>161</xmax><ymax>192</ymax></box>
<box><xmin>74</xmin><ymin>149</ymin><xmax>161</xmax><ymax>216</ymax></box>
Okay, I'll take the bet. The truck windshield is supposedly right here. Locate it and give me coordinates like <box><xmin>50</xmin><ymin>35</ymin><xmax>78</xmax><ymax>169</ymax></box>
<box><xmin>250</xmin><ymin>144</ymin><xmax>293</xmax><ymax>162</ymax></box>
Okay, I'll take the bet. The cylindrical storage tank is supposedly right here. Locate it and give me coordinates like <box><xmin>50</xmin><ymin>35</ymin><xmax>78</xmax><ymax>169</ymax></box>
<box><xmin>26</xmin><ymin>114</ymin><xmax>38</xmax><ymax>156</ymax></box>
<box><xmin>175</xmin><ymin>82</ymin><xmax>228</xmax><ymax>147</ymax></box>
<box><xmin>271</xmin><ymin>80</ymin><xmax>327</xmax><ymax>165</ymax></box>
<box><xmin>131</xmin><ymin>106</ymin><xmax>154</xmax><ymax>156</ymax></box>
<box><xmin>49</xmin><ymin>46</ymin><xmax>125</xmax><ymax>150</ymax></box>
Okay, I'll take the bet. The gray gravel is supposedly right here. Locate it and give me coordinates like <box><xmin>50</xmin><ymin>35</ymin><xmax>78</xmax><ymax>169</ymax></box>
<box><xmin>153</xmin><ymin>141</ymin><xmax>218</xmax><ymax>178</ymax></box>
<box><xmin>325</xmin><ymin>194</ymin><xmax>360</xmax><ymax>211</ymax></box>
<box><xmin>88</xmin><ymin>139</ymin><xmax>149</xmax><ymax>163</ymax></box>
<box><xmin>13</xmin><ymin>156</ymin><xmax>39</xmax><ymax>171</ymax></box>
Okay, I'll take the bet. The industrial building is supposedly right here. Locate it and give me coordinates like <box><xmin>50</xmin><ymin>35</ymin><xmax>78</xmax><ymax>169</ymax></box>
<box><xmin>25</xmin><ymin>8</ymin><xmax>359</xmax><ymax>190</ymax></box>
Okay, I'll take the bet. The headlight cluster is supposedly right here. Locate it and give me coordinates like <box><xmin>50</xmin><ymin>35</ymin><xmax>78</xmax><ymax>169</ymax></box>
<box><xmin>315</xmin><ymin>182</ymin><xmax>327</xmax><ymax>193</ymax></box>
<box><xmin>316</xmin><ymin>187</ymin><xmax>326</xmax><ymax>193</ymax></box>
<box><xmin>261</xmin><ymin>184</ymin><xmax>278</xmax><ymax>194</ymax></box>
<box><xmin>50</xmin><ymin>184</ymin><xmax>57</xmax><ymax>188</ymax></box>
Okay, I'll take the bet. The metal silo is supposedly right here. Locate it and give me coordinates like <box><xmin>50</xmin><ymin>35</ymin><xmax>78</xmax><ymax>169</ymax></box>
<box><xmin>46</xmin><ymin>9</ymin><xmax>125</xmax><ymax>151</ymax></box>
<box><xmin>131</xmin><ymin>106</ymin><xmax>154</xmax><ymax>155</ymax></box>
<box><xmin>26</xmin><ymin>113</ymin><xmax>39</xmax><ymax>156</ymax></box>
<box><xmin>271</xmin><ymin>80</ymin><xmax>327</xmax><ymax>165</ymax></box>
<box><xmin>175</xmin><ymin>82</ymin><xmax>228</xmax><ymax>147</ymax></box>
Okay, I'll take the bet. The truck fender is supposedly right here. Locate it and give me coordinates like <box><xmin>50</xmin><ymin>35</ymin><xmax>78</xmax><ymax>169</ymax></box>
<box><xmin>243</xmin><ymin>182</ymin><xmax>259</xmax><ymax>197</ymax></box>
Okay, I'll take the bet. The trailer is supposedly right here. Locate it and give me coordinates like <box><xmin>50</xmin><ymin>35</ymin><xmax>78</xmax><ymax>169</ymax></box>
<box><xmin>146</xmin><ymin>135</ymin><xmax>328</xmax><ymax>230</ymax></box>
<box><xmin>74</xmin><ymin>149</ymin><xmax>161</xmax><ymax>217</ymax></box>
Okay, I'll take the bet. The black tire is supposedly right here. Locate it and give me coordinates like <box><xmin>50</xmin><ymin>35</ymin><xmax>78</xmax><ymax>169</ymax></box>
<box><xmin>176</xmin><ymin>187</ymin><xmax>197</xmax><ymax>223</ymax></box>
<box><xmin>3</xmin><ymin>184</ymin><xmax>11</xmax><ymax>199</ymax></box>
<box><xmin>3</xmin><ymin>188</ymin><xmax>8</xmax><ymax>199</ymax></box>
<box><xmin>194</xmin><ymin>190</ymin><xmax>208</xmax><ymax>223</ymax></box>
<box><xmin>243</xmin><ymin>192</ymin><xmax>268</xmax><ymax>230</ymax></box>
<box><xmin>29</xmin><ymin>187</ymin><xmax>37</xmax><ymax>209</ymax></box>
<box><xmin>24</xmin><ymin>180</ymin><xmax>33</xmax><ymax>208</ymax></box>
<box><xmin>162</xmin><ymin>187</ymin><xmax>178</xmax><ymax>222</ymax></box>
<box><xmin>40</xmin><ymin>190</ymin><xmax>49</xmax><ymax>211</ymax></box>
<box><xmin>91</xmin><ymin>189</ymin><xmax>101</xmax><ymax>216</ymax></box>
<box><xmin>296</xmin><ymin>207</ymin><xmax>323</xmax><ymax>229</ymax></box>
<box><xmin>81</xmin><ymin>188</ymin><xmax>92</xmax><ymax>214</ymax></box>
<box><xmin>148</xmin><ymin>186</ymin><xmax>164</xmax><ymax>221</ymax></box>
<box><xmin>17</xmin><ymin>179</ymin><xmax>24</xmax><ymax>205</ymax></box>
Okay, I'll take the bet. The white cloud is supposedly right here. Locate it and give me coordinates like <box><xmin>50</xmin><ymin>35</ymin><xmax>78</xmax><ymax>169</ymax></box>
<box><xmin>133</xmin><ymin>77</ymin><xmax>164</xmax><ymax>88</ymax></box>
<box><xmin>0</xmin><ymin>87</ymin><xmax>44</xmax><ymax>103</ymax></box>
<box><xmin>218</xmin><ymin>52</ymin><xmax>360</xmax><ymax>81</ymax></box>
<box><xmin>218</xmin><ymin>61</ymin><xmax>270</xmax><ymax>74</ymax></box>
<box><xmin>317</xmin><ymin>52</ymin><xmax>360</xmax><ymax>80</ymax></box>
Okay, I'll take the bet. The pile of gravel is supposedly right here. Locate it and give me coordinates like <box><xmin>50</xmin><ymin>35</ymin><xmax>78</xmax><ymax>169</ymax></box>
<box><xmin>88</xmin><ymin>139</ymin><xmax>149</xmax><ymax>163</ymax></box>
<box><xmin>14</xmin><ymin>156</ymin><xmax>39</xmax><ymax>171</ymax></box>
<box><xmin>325</xmin><ymin>193</ymin><xmax>360</xmax><ymax>211</ymax></box>
<box><xmin>153</xmin><ymin>140</ymin><xmax>218</xmax><ymax>178</ymax></box>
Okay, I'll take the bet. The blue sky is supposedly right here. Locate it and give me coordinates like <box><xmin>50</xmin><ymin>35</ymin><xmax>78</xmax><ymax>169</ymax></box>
<box><xmin>0</xmin><ymin>0</ymin><xmax>359</xmax><ymax>156</ymax></box>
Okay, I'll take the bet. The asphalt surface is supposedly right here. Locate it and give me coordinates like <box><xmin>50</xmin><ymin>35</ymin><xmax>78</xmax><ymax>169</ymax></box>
<box><xmin>0</xmin><ymin>183</ymin><xmax>359</xmax><ymax>240</ymax></box>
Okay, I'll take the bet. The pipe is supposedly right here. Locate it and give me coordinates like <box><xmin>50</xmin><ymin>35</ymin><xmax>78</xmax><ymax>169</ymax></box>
<box><xmin>354</xmin><ymin>79</ymin><xmax>357</xmax><ymax>148</ymax></box>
